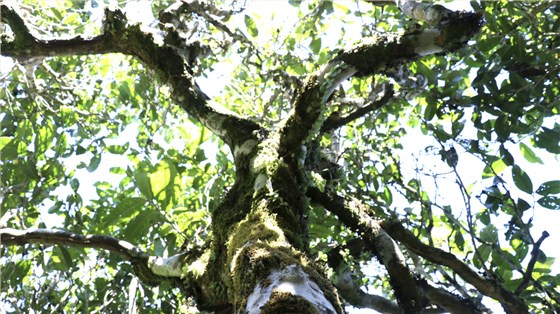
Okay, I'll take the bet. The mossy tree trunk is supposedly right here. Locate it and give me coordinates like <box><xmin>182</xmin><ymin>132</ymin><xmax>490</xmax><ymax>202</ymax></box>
<box><xmin>3</xmin><ymin>1</ymin><xmax>523</xmax><ymax>313</ymax></box>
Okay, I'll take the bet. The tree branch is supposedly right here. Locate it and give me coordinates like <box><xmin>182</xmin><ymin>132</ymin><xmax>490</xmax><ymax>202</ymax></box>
<box><xmin>307</xmin><ymin>187</ymin><xmax>425</xmax><ymax>312</ymax></box>
<box><xmin>278</xmin><ymin>7</ymin><xmax>483</xmax><ymax>160</ymax></box>
<box><xmin>0</xmin><ymin>228</ymin><xmax>182</xmax><ymax>286</ymax></box>
<box><xmin>0</xmin><ymin>3</ymin><xmax>262</xmax><ymax>154</ymax></box>
<box><xmin>395</xmin><ymin>1</ymin><xmax>454</xmax><ymax>26</ymax></box>
<box><xmin>321</xmin><ymin>86</ymin><xmax>394</xmax><ymax>133</ymax></box>
<box><xmin>418</xmin><ymin>280</ymin><xmax>488</xmax><ymax>314</ymax></box>
<box><xmin>381</xmin><ymin>221</ymin><xmax>529</xmax><ymax>313</ymax></box>
<box><xmin>333</xmin><ymin>270</ymin><xmax>403</xmax><ymax>314</ymax></box>
<box><xmin>515</xmin><ymin>231</ymin><xmax>550</xmax><ymax>295</ymax></box>
<box><xmin>335</xmin><ymin>10</ymin><xmax>483</xmax><ymax>77</ymax></box>
<box><xmin>308</xmin><ymin>189</ymin><xmax>497</xmax><ymax>314</ymax></box>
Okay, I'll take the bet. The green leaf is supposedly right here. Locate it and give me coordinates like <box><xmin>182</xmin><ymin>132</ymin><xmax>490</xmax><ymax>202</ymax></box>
<box><xmin>58</xmin><ymin>247</ymin><xmax>73</xmax><ymax>269</ymax></box>
<box><xmin>76</xmin><ymin>145</ymin><xmax>87</xmax><ymax>155</ymax></box>
<box><xmin>454</xmin><ymin>232</ymin><xmax>465</xmax><ymax>250</ymax></box>
<box><xmin>97</xmin><ymin>197</ymin><xmax>147</xmax><ymax>231</ymax></box>
<box><xmin>477</xmin><ymin>210</ymin><xmax>490</xmax><ymax>225</ymax></box>
<box><xmin>451</xmin><ymin>120</ymin><xmax>465</xmax><ymax>138</ymax></box>
<box><xmin>244</xmin><ymin>14</ymin><xmax>259</xmax><ymax>37</ymax></box>
<box><xmin>87</xmin><ymin>155</ymin><xmax>101</xmax><ymax>172</ymax></box>
<box><xmin>511</xmin><ymin>165</ymin><xmax>533</xmax><ymax>194</ymax></box>
<box><xmin>107</xmin><ymin>143</ymin><xmax>129</xmax><ymax>155</ymax></box>
<box><xmin>70</xmin><ymin>178</ymin><xmax>80</xmax><ymax>191</ymax></box>
<box><xmin>109</xmin><ymin>167</ymin><xmax>125</xmax><ymax>174</ymax></box>
<box><xmin>124</xmin><ymin>210</ymin><xmax>158</xmax><ymax>241</ymax></box>
<box><xmin>483</xmin><ymin>158</ymin><xmax>507</xmax><ymax>178</ymax></box>
<box><xmin>34</xmin><ymin>121</ymin><xmax>55</xmax><ymax>156</ymax></box>
<box><xmin>535</xmin><ymin>126</ymin><xmax>560</xmax><ymax>154</ymax></box>
<box><xmin>381</xmin><ymin>186</ymin><xmax>393</xmax><ymax>206</ymax></box>
<box><xmin>536</xmin><ymin>181</ymin><xmax>560</xmax><ymax>196</ymax></box>
<box><xmin>424</xmin><ymin>101</ymin><xmax>437</xmax><ymax>121</ymax></box>
<box><xmin>118</xmin><ymin>81</ymin><xmax>131</xmax><ymax>102</ymax></box>
<box><xmin>480</xmin><ymin>225</ymin><xmax>498</xmax><ymax>242</ymax></box>
<box><xmin>134</xmin><ymin>172</ymin><xmax>153</xmax><ymax>200</ymax></box>
<box><xmin>0</xmin><ymin>136</ymin><xmax>12</xmax><ymax>151</ymax></box>
<box><xmin>519</xmin><ymin>142</ymin><xmax>543</xmax><ymax>164</ymax></box>
<box><xmin>494</xmin><ymin>115</ymin><xmax>510</xmax><ymax>141</ymax></box>
<box><xmin>517</xmin><ymin>198</ymin><xmax>531</xmax><ymax>212</ymax></box>
<box><xmin>537</xmin><ymin>196</ymin><xmax>560</xmax><ymax>210</ymax></box>
<box><xmin>150</xmin><ymin>159</ymin><xmax>177</xmax><ymax>197</ymax></box>
<box><xmin>310</xmin><ymin>37</ymin><xmax>321</xmax><ymax>54</ymax></box>
<box><xmin>473</xmin><ymin>244</ymin><xmax>491</xmax><ymax>269</ymax></box>
<box><xmin>499</xmin><ymin>145</ymin><xmax>514</xmax><ymax>166</ymax></box>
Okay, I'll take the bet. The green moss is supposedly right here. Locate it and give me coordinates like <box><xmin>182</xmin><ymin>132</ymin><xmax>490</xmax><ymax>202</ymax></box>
<box><xmin>227</xmin><ymin>206</ymin><xmax>288</xmax><ymax>270</ymax></box>
<box><xmin>261</xmin><ymin>291</ymin><xmax>319</xmax><ymax>314</ymax></box>
<box><xmin>231</xmin><ymin>243</ymin><xmax>306</xmax><ymax>311</ymax></box>
<box><xmin>183</xmin><ymin>250</ymin><xmax>210</xmax><ymax>279</ymax></box>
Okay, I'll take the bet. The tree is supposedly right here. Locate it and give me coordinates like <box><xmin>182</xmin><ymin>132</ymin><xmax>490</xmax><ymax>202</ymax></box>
<box><xmin>1</xmin><ymin>0</ymin><xmax>559</xmax><ymax>312</ymax></box>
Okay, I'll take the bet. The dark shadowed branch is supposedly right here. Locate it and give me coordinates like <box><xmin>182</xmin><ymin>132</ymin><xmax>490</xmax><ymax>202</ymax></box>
<box><xmin>0</xmin><ymin>3</ymin><xmax>262</xmax><ymax>152</ymax></box>
<box><xmin>0</xmin><ymin>228</ymin><xmax>182</xmax><ymax>286</ymax></box>
<box><xmin>307</xmin><ymin>188</ymin><xmax>495</xmax><ymax>314</ymax></box>
<box><xmin>515</xmin><ymin>231</ymin><xmax>549</xmax><ymax>294</ymax></box>
<box><xmin>381</xmin><ymin>220</ymin><xmax>529</xmax><ymax>313</ymax></box>
<box><xmin>307</xmin><ymin>187</ymin><xmax>426</xmax><ymax>312</ymax></box>
<box><xmin>333</xmin><ymin>270</ymin><xmax>403</xmax><ymax>314</ymax></box>
<box><xmin>321</xmin><ymin>86</ymin><xmax>394</xmax><ymax>134</ymax></box>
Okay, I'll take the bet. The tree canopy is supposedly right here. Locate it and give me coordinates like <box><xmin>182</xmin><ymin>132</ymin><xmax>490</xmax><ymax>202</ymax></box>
<box><xmin>1</xmin><ymin>1</ymin><xmax>559</xmax><ymax>313</ymax></box>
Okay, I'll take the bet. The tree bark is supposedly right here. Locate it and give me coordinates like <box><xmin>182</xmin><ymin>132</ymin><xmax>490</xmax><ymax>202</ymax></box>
<box><xmin>1</xmin><ymin>1</ymin><xmax>486</xmax><ymax>312</ymax></box>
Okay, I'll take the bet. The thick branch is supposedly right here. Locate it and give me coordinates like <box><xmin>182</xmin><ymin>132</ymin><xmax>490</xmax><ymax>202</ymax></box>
<box><xmin>336</xmin><ymin>11</ymin><xmax>483</xmax><ymax>77</ymax></box>
<box><xmin>0</xmin><ymin>228</ymin><xmax>181</xmax><ymax>286</ymax></box>
<box><xmin>278</xmin><ymin>9</ymin><xmax>483</xmax><ymax>160</ymax></box>
<box><xmin>326</xmin><ymin>239</ymin><xmax>402</xmax><ymax>313</ymax></box>
<box><xmin>418</xmin><ymin>281</ymin><xmax>487</xmax><ymax>314</ymax></box>
<box><xmin>307</xmin><ymin>187</ymin><xmax>425</xmax><ymax>312</ymax></box>
<box><xmin>381</xmin><ymin>221</ymin><xmax>529</xmax><ymax>313</ymax></box>
<box><xmin>333</xmin><ymin>270</ymin><xmax>402</xmax><ymax>314</ymax></box>
<box><xmin>309</xmin><ymin>189</ymin><xmax>498</xmax><ymax>314</ymax></box>
<box><xmin>0</xmin><ymin>3</ymin><xmax>262</xmax><ymax>153</ymax></box>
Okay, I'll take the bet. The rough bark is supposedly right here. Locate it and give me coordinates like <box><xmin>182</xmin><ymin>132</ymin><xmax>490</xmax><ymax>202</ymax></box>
<box><xmin>1</xmin><ymin>1</ymin><xmax>486</xmax><ymax>313</ymax></box>
<box><xmin>0</xmin><ymin>228</ymin><xmax>178</xmax><ymax>286</ymax></box>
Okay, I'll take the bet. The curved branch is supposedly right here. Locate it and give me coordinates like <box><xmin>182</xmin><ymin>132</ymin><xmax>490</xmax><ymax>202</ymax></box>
<box><xmin>333</xmin><ymin>270</ymin><xmax>402</xmax><ymax>314</ymax></box>
<box><xmin>335</xmin><ymin>11</ymin><xmax>483</xmax><ymax>77</ymax></box>
<box><xmin>325</xmin><ymin>238</ymin><xmax>402</xmax><ymax>312</ymax></box>
<box><xmin>381</xmin><ymin>221</ymin><xmax>529</xmax><ymax>313</ymax></box>
<box><xmin>308</xmin><ymin>189</ymin><xmax>500</xmax><ymax>314</ymax></box>
<box><xmin>0</xmin><ymin>3</ymin><xmax>262</xmax><ymax>153</ymax></box>
<box><xmin>321</xmin><ymin>86</ymin><xmax>394</xmax><ymax>133</ymax></box>
<box><xmin>0</xmin><ymin>228</ymin><xmax>181</xmax><ymax>286</ymax></box>
<box><xmin>418</xmin><ymin>281</ymin><xmax>488</xmax><ymax>314</ymax></box>
<box><xmin>307</xmin><ymin>187</ymin><xmax>425</xmax><ymax>312</ymax></box>
<box><xmin>396</xmin><ymin>1</ymin><xmax>454</xmax><ymax>26</ymax></box>
<box><xmin>278</xmin><ymin>9</ymin><xmax>483</xmax><ymax>159</ymax></box>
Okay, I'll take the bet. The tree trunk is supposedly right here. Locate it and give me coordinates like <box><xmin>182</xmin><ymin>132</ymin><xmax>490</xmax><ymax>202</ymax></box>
<box><xmin>0</xmin><ymin>1</ymin><xmax>497</xmax><ymax>313</ymax></box>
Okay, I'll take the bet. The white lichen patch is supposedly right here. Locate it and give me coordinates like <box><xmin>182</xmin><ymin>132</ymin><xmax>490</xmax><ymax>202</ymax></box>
<box><xmin>317</xmin><ymin>62</ymin><xmax>357</xmax><ymax>103</ymax></box>
<box><xmin>183</xmin><ymin>250</ymin><xmax>209</xmax><ymax>279</ymax></box>
<box><xmin>148</xmin><ymin>253</ymin><xmax>185</xmax><ymax>277</ymax></box>
<box><xmin>233</xmin><ymin>139</ymin><xmax>258</xmax><ymax>157</ymax></box>
<box><xmin>253</xmin><ymin>173</ymin><xmax>272</xmax><ymax>194</ymax></box>
<box><xmin>245</xmin><ymin>264</ymin><xmax>337</xmax><ymax>314</ymax></box>
<box><xmin>413</xmin><ymin>29</ymin><xmax>443</xmax><ymax>56</ymax></box>
<box><xmin>251</xmin><ymin>134</ymin><xmax>280</xmax><ymax>173</ymax></box>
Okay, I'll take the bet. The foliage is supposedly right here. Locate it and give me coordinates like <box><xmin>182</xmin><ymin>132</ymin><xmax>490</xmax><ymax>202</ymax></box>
<box><xmin>1</xmin><ymin>0</ymin><xmax>559</xmax><ymax>312</ymax></box>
